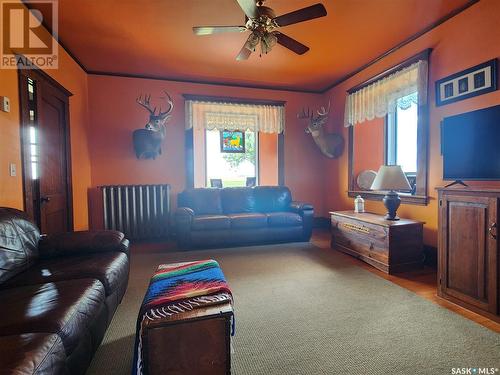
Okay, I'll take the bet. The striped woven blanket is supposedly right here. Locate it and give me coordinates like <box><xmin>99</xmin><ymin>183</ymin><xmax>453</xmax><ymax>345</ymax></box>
<box><xmin>132</xmin><ymin>259</ymin><xmax>233</xmax><ymax>375</ymax></box>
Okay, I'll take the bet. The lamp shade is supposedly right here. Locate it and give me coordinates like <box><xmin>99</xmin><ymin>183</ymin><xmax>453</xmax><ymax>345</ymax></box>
<box><xmin>370</xmin><ymin>165</ymin><xmax>411</xmax><ymax>191</ymax></box>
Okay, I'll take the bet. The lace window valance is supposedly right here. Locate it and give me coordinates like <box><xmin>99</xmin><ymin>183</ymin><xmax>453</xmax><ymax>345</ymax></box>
<box><xmin>185</xmin><ymin>100</ymin><xmax>284</xmax><ymax>133</ymax></box>
<box><xmin>344</xmin><ymin>60</ymin><xmax>428</xmax><ymax>127</ymax></box>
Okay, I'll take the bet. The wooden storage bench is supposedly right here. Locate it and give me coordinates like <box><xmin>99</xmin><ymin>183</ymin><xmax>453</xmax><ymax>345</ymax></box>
<box><xmin>133</xmin><ymin>260</ymin><xmax>234</xmax><ymax>375</ymax></box>
<box><xmin>330</xmin><ymin>211</ymin><xmax>424</xmax><ymax>274</ymax></box>
<box><xmin>142</xmin><ymin>302</ymin><xmax>233</xmax><ymax>375</ymax></box>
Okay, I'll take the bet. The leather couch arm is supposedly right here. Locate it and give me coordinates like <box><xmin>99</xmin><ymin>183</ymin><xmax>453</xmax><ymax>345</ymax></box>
<box><xmin>174</xmin><ymin>207</ymin><xmax>194</xmax><ymax>223</ymax></box>
<box><xmin>174</xmin><ymin>207</ymin><xmax>194</xmax><ymax>248</ymax></box>
<box><xmin>39</xmin><ymin>230</ymin><xmax>130</xmax><ymax>259</ymax></box>
<box><xmin>289</xmin><ymin>201</ymin><xmax>314</xmax><ymax>241</ymax></box>
<box><xmin>289</xmin><ymin>201</ymin><xmax>314</xmax><ymax>214</ymax></box>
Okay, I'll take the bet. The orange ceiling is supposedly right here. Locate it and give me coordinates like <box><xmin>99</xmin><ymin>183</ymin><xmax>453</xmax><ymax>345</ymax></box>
<box><xmin>40</xmin><ymin>0</ymin><xmax>473</xmax><ymax>91</ymax></box>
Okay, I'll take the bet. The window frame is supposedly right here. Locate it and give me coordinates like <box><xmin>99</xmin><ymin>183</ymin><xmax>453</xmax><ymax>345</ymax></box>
<box><xmin>347</xmin><ymin>49</ymin><xmax>431</xmax><ymax>205</ymax></box>
<box><xmin>183</xmin><ymin>95</ymin><xmax>286</xmax><ymax>189</ymax></box>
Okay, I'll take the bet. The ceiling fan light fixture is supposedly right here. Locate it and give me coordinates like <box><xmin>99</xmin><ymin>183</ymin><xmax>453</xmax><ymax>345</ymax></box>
<box><xmin>244</xmin><ymin>32</ymin><xmax>260</xmax><ymax>51</ymax></box>
<box><xmin>261</xmin><ymin>32</ymin><xmax>277</xmax><ymax>55</ymax></box>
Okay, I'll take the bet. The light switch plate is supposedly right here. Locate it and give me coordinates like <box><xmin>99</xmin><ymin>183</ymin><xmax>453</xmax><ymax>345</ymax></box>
<box><xmin>9</xmin><ymin>163</ymin><xmax>16</xmax><ymax>177</ymax></box>
<box><xmin>0</xmin><ymin>96</ymin><xmax>10</xmax><ymax>113</ymax></box>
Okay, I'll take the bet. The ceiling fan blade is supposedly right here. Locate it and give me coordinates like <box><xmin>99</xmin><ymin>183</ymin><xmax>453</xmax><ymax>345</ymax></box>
<box><xmin>236</xmin><ymin>0</ymin><xmax>258</xmax><ymax>19</ymax></box>
<box><xmin>193</xmin><ymin>26</ymin><xmax>246</xmax><ymax>35</ymax></box>
<box><xmin>236</xmin><ymin>35</ymin><xmax>254</xmax><ymax>61</ymax></box>
<box><xmin>236</xmin><ymin>44</ymin><xmax>252</xmax><ymax>61</ymax></box>
<box><xmin>275</xmin><ymin>32</ymin><xmax>309</xmax><ymax>55</ymax></box>
<box><xmin>273</xmin><ymin>3</ymin><xmax>327</xmax><ymax>27</ymax></box>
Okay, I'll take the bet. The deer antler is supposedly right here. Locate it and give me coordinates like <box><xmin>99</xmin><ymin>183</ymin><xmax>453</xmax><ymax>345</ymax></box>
<box><xmin>136</xmin><ymin>94</ymin><xmax>155</xmax><ymax>115</ymax></box>
<box><xmin>157</xmin><ymin>91</ymin><xmax>174</xmax><ymax>117</ymax></box>
<box><xmin>298</xmin><ymin>101</ymin><xmax>331</xmax><ymax>132</ymax></box>
<box><xmin>317</xmin><ymin>100</ymin><xmax>331</xmax><ymax>116</ymax></box>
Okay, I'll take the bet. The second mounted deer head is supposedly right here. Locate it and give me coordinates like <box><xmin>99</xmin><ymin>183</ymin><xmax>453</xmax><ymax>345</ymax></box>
<box><xmin>298</xmin><ymin>101</ymin><xmax>344</xmax><ymax>159</ymax></box>
<box><xmin>133</xmin><ymin>91</ymin><xmax>174</xmax><ymax>159</ymax></box>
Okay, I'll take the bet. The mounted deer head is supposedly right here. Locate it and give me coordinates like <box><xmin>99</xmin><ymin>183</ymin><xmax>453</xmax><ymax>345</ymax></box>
<box><xmin>136</xmin><ymin>91</ymin><xmax>174</xmax><ymax>134</ymax></box>
<box><xmin>298</xmin><ymin>100</ymin><xmax>344</xmax><ymax>159</ymax></box>
<box><xmin>298</xmin><ymin>101</ymin><xmax>331</xmax><ymax>134</ymax></box>
<box><xmin>133</xmin><ymin>91</ymin><xmax>174</xmax><ymax>159</ymax></box>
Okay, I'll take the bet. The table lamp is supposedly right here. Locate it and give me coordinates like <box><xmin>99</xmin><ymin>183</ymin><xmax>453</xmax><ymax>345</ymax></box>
<box><xmin>370</xmin><ymin>165</ymin><xmax>411</xmax><ymax>220</ymax></box>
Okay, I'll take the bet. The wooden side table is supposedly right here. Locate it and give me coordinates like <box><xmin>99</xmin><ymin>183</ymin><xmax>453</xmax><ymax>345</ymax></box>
<box><xmin>330</xmin><ymin>211</ymin><xmax>424</xmax><ymax>274</ymax></box>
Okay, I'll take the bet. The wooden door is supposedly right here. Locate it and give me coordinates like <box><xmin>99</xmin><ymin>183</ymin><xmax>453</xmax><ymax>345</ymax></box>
<box><xmin>38</xmin><ymin>83</ymin><xmax>71</xmax><ymax>234</ymax></box>
<box><xmin>18</xmin><ymin>69</ymin><xmax>73</xmax><ymax>234</ymax></box>
<box><xmin>439</xmin><ymin>194</ymin><xmax>498</xmax><ymax>313</ymax></box>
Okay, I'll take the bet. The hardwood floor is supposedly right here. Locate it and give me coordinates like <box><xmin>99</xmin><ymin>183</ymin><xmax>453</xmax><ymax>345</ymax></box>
<box><xmin>132</xmin><ymin>229</ymin><xmax>500</xmax><ymax>333</ymax></box>
<box><xmin>311</xmin><ymin>229</ymin><xmax>500</xmax><ymax>333</ymax></box>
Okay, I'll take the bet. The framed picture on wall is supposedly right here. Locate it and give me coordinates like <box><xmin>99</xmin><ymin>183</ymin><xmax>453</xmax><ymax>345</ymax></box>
<box><xmin>435</xmin><ymin>59</ymin><xmax>498</xmax><ymax>106</ymax></box>
<box><xmin>220</xmin><ymin>130</ymin><xmax>245</xmax><ymax>153</ymax></box>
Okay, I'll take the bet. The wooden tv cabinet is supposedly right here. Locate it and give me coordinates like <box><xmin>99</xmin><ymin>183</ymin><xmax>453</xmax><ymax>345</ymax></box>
<box><xmin>330</xmin><ymin>211</ymin><xmax>424</xmax><ymax>274</ymax></box>
<box><xmin>437</xmin><ymin>187</ymin><xmax>500</xmax><ymax>322</ymax></box>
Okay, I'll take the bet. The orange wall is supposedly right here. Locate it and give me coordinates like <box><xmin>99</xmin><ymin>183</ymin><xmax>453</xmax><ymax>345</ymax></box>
<box><xmin>0</xmin><ymin>65</ymin><xmax>23</xmax><ymax>209</ymax></box>
<box><xmin>324</xmin><ymin>0</ymin><xmax>500</xmax><ymax>246</ymax></box>
<box><xmin>259</xmin><ymin>133</ymin><xmax>278</xmax><ymax>186</ymax></box>
<box><xmin>87</xmin><ymin>76</ymin><xmax>327</xmax><ymax>215</ymax></box>
<box><xmin>352</xmin><ymin>118</ymin><xmax>385</xmax><ymax>181</ymax></box>
<box><xmin>0</xmin><ymin>1</ymin><xmax>92</xmax><ymax>230</ymax></box>
<box><xmin>193</xmin><ymin>127</ymin><xmax>206</xmax><ymax>187</ymax></box>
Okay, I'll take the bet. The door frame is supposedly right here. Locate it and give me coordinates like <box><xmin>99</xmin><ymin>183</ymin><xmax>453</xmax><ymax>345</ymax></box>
<box><xmin>18</xmin><ymin>66</ymin><xmax>74</xmax><ymax>230</ymax></box>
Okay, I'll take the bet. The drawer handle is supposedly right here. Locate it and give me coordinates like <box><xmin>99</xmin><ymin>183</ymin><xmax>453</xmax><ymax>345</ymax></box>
<box><xmin>488</xmin><ymin>222</ymin><xmax>497</xmax><ymax>240</ymax></box>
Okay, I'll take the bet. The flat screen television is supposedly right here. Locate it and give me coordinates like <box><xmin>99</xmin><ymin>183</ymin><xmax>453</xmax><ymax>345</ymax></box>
<box><xmin>442</xmin><ymin>105</ymin><xmax>500</xmax><ymax>180</ymax></box>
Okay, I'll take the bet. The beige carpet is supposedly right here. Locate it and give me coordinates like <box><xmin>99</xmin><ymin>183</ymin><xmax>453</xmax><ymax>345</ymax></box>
<box><xmin>87</xmin><ymin>242</ymin><xmax>500</xmax><ymax>375</ymax></box>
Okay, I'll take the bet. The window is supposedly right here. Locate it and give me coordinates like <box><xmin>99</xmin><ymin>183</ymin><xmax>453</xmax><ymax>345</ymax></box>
<box><xmin>205</xmin><ymin>129</ymin><xmax>258</xmax><ymax>187</ymax></box>
<box><xmin>346</xmin><ymin>49</ymin><xmax>430</xmax><ymax>203</ymax></box>
<box><xmin>185</xmin><ymin>97</ymin><xmax>283</xmax><ymax>188</ymax></box>
<box><xmin>27</xmin><ymin>77</ymin><xmax>39</xmax><ymax>180</ymax></box>
<box><xmin>386</xmin><ymin>92</ymin><xmax>418</xmax><ymax>175</ymax></box>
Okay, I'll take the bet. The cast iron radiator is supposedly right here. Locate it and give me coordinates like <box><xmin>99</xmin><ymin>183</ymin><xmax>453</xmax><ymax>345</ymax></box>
<box><xmin>91</xmin><ymin>184</ymin><xmax>170</xmax><ymax>240</ymax></box>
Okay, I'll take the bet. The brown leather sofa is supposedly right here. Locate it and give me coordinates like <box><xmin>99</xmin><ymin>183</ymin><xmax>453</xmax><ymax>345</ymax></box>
<box><xmin>0</xmin><ymin>207</ymin><xmax>130</xmax><ymax>375</ymax></box>
<box><xmin>174</xmin><ymin>186</ymin><xmax>314</xmax><ymax>248</ymax></box>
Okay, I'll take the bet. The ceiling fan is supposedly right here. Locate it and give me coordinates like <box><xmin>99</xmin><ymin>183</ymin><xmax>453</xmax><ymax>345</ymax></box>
<box><xmin>192</xmin><ymin>0</ymin><xmax>327</xmax><ymax>60</ymax></box>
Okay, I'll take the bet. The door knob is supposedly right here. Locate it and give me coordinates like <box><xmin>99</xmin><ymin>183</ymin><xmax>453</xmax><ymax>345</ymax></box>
<box><xmin>488</xmin><ymin>222</ymin><xmax>497</xmax><ymax>239</ymax></box>
<box><xmin>40</xmin><ymin>196</ymin><xmax>51</xmax><ymax>204</ymax></box>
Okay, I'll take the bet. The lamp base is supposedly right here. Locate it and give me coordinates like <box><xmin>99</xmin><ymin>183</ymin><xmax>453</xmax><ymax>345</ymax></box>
<box><xmin>383</xmin><ymin>190</ymin><xmax>401</xmax><ymax>221</ymax></box>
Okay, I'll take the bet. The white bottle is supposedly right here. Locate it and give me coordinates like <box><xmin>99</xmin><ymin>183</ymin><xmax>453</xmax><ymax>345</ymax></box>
<box><xmin>354</xmin><ymin>195</ymin><xmax>365</xmax><ymax>213</ymax></box>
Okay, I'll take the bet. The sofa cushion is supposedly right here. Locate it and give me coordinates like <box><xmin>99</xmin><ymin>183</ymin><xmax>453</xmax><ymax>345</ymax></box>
<box><xmin>229</xmin><ymin>213</ymin><xmax>267</xmax><ymax>229</ymax></box>
<box><xmin>254</xmin><ymin>186</ymin><xmax>292</xmax><ymax>213</ymax></box>
<box><xmin>0</xmin><ymin>333</ymin><xmax>66</xmax><ymax>375</ymax></box>
<box><xmin>0</xmin><ymin>279</ymin><xmax>105</xmax><ymax>353</ymax></box>
<box><xmin>3</xmin><ymin>252</ymin><xmax>128</xmax><ymax>296</ymax></box>
<box><xmin>192</xmin><ymin>215</ymin><xmax>231</xmax><ymax>231</ymax></box>
<box><xmin>0</xmin><ymin>207</ymin><xmax>40</xmax><ymax>284</ymax></box>
<box><xmin>221</xmin><ymin>187</ymin><xmax>256</xmax><ymax>214</ymax></box>
<box><xmin>178</xmin><ymin>189</ymin><xmax>223</xmax><ymax>215</ymax></box>
<box><xmin>267</xmin><ymin>212</ymin><xmax>303</xmax><ymax>227</ymax></box>
<box><xmin>39</xmin><ymin>230</ymin><xmax>127</xmax><ymax>259</ymax></box>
